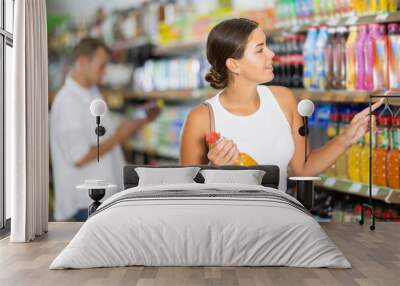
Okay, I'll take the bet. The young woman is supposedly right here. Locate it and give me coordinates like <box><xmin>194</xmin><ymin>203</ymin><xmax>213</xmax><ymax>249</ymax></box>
<box><xmin>179</xmin><ymin>18</ymin><xmax>382</xmax><ymax>191</ymax></box>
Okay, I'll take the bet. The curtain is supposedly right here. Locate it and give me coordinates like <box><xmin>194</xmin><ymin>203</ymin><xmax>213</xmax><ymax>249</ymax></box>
<box><xmin>7</xmin><ymin>0</ymin><xmax>49</xmax><ymax>242</ymax></box>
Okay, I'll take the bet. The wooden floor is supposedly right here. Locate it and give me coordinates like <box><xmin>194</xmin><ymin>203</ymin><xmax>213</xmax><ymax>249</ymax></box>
<box><xmin>0</xmin><ymin>222</ymin><xmax>399</xmax><ymax>286</ymax></box>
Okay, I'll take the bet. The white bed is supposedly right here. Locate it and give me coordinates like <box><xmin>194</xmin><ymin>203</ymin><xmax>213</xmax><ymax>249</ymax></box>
<box><xmin>50</xmin><ymin>182</ymin><xmax>351</xmax><ymax>269</ymax></box>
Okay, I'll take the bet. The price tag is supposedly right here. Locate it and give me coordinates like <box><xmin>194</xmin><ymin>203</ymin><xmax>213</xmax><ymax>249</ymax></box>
<box><xmin>375</xmin><ymin>12</ymin><xmax>389</xmax><ymax>21</ymax></box>
<box><xmin>371</xmin><ymin>186</ymin><xmax>380</xmax><ymax>196</ymax></box>
<box><xmin>327</xmin><ymin>17</ymin><xmax>339</xmax><ymax>26</ymax></box>
<box><xmin>324</xmin><ymin>177</ymin><xmax>336</xmax><ymax>187</ymax></box>
<box><xmin>345</xmin><ymin>15</ymin><xmax>358</xmax><ymax>25</ymax></box>
<box><xmin>349</xmin><ymin>183</ymin><xmax>362</xmax><ymax>193</ymax></box>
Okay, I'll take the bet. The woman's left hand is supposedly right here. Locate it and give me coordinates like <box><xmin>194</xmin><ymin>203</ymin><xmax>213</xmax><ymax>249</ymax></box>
<box><xmin>341</xmin><ymin>99</ymin><xmax>384</xmax><ymax>147</ymax></box>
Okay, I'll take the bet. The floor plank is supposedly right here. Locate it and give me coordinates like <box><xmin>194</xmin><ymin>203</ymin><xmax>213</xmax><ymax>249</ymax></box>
<box><xmin>0</xmin><ymin>222</ymin><xmax>399</xmax><ymax>286</ymax></box>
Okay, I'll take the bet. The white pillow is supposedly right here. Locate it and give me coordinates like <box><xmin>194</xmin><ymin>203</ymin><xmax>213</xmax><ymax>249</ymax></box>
<box><xmin>135</xmin><ymin>167</ymin><xmax>201</xmax><ymax>186</ymax></box>
<box><xmin>200</xmin><ymin>169</ymin><xmax>266</xmax><ymax>185</ymax></box>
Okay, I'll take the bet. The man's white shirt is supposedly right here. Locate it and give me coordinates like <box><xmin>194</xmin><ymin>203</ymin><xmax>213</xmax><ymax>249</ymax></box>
<box><xmin>50</xmin><ymin>77</ymin><xmax>125</xmax><ymax>221</ymax></box>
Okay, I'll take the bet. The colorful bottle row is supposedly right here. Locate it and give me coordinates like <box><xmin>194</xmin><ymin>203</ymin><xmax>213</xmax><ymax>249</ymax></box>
<box><xmin>133</xmin><ymin>56</ymin><xmax>209</xmax><ymax>92</ymax></box>
<box><xmin>268</xmin><ymin>34</ymin><xmax>305</xmax><ymax>88</ymax></box>
<box><xmin>324</xmin><ymin>106</ymin><xmax>400</xmax><ymax>189</ymax></box>
<box><xmin>303</xmin><ymin>23</ymin><xmax>400</xmax><ymax>91</ymax></box>
<box><xmin>276</xmin><ymin>0</ymin><xmax>400</xmax><ymax>27</ymax></box>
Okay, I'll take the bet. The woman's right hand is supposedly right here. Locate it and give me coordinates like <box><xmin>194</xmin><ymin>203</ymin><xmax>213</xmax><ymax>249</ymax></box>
<box><xmin>207</xmin><ymin>138</ymin><xmax>240</xmax><ymax>165</ymax></box>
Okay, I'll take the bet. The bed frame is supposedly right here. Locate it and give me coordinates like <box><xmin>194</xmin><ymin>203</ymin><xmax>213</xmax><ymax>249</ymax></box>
<box><xmin>123</xmin><ymin>165</ymin><xmax>280</xmax><ymax>190</ymax></box>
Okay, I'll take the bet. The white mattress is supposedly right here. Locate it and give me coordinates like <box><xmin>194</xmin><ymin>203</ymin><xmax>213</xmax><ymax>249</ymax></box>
<box><xmin>50</xmin><ymin>183</ymin><xmax>351</xmax><ymax>269</ymax></box>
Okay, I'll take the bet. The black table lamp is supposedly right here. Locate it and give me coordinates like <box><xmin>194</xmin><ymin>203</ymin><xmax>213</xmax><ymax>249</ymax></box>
<box><xmin>90</xmin><ymin>99</ymin><xmax>107</xmax><ymax>162</ymax></box>
<box><xmin>289</xmin><ymin>99</ymin><xmax>320</xmax><ymax>210</ymax></box>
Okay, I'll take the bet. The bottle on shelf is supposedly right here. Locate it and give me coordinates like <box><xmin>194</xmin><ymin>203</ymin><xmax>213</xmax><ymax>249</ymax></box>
<box><xmin>324</xmin><ymin>27</ymin><xmax>336</xmax><ymax>90</ymax></box>
<box><xmin>373</xmin><ymin>24</ymin><xmax>389</xmax><ymax>91</ymax></box>
<box><xmin>206</xmin><ymin>132</ymin><xmax>258</xmax><ymax>166</ymax></box>
<box><xmin>374</xmin><ymin>114</ymin><xmax>391</xmax><ymax>187</ymax></box>
<box><xmin>325</xmin><ymin>108</ymin><xmax>340</xmax><ymax>176</ymax></box>
<box><xmin>356</xmin><ymin>25</ymin><xmax>368</xmax><ymax>90</ymax></box>
<box><xmin>388</xmin><ymin>23</ymin><xmax>400</xmax><ymax>90</ymax></box>
<box><xmin>314</xmin><ymin>26</ymin><xmax>329</xmax><ymax>90</ymax></box>
<box><xmin>335</xmin><ymin>111</ymin><xmax>351</xmax><ymax>179</ymax></box>
<box><xmin>387</xmin><ymin>110</ymin><xmax>400</xmax><ymax>189</ymax></box>
<box><xmin>360</xmin><ymin>115</ymin><xmax>376</xmax><ymax>184</ymax></box>
<box><xmin>303</xmin><ymin>27</ymin><xmax>318</xmax><ymax>90</ymax></box>
<box><xmin>347</xmin><ymin>112</ymin><xmax>363</xmax><ymax>182</ymax></box>
<box><xmin>345</xmin><ymin>26</ymin><xmax>358</xmax><ymax>91</ymax></box>
<box><xmin>332</xmin><ymin>26</ymin><xmax>348</xmax><ymax>90</ymax></box>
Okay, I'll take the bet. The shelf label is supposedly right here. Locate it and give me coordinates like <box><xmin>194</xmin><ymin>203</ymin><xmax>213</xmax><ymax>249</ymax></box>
<box><xmin>327</xmin><ymin>17</ymin><xmax>340</xmax><ymax>26</ymax></box>
<box><xmin>375</xmin><ymin>12</ymin><xmax>389</xmax><ymax>21</ymax></box>
<box><xmin>345</xmin><ymin>15</ymin><xmax>358</xmax><ymax>25</ymax></box>
<box><xmin>367</xmin><ymin>186</ymin><xmax>380</xmax><ymax>196</ymax></box>
<box><xmin>349</xmin><ymin>183</ymin><xmax>362</xmax><ymax>193</ymax></box>
<box><xmin>324</xmin><ymin>177</ymin><xmax>336</xmax><ymax>187</ymax></box>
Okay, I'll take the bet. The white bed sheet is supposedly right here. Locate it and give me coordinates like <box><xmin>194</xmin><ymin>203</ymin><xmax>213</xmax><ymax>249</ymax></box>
<box><xmin>50</xmin><ymin>183</ymin><xmax>351</xmax><ymax>269</ymax></box>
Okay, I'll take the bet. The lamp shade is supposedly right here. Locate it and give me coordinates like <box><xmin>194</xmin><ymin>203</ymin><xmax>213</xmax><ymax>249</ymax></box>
<box><xmin>90</xmin><ymin>99</ymin><xmax>107</xmax><ymax>117</ymax></box>
<box><xmin>297</xmin><ymin>99</ymin><xmax>315</xmax><ymax>117</ymax></box>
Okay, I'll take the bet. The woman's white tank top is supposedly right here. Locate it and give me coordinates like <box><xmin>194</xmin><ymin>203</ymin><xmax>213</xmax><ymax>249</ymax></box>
<box><xmin>205</xmin><ymin>85</ymin><xmax>295</xmax><ymax>192</ymax></box>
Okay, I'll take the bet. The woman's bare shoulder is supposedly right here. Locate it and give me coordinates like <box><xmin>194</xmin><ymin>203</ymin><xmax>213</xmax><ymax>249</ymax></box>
<box><xmin>267</xmin><ymin>85</ymin><xmax>297</xmax><ymax>125</ymax></box>
<box><xmin>183</xmin><ymin>103</ymin><xmax>211</xmax><ymax>134</ymax></box>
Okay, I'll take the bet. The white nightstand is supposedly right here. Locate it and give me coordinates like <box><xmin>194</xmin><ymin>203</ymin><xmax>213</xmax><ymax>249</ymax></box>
<box><xmin>76</xmin><ymin>180</ymin><xmax>117</xmax><ymax>216</ymax></box>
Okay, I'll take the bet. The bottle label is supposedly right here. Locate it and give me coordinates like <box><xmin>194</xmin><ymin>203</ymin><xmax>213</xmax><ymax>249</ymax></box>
<box><xmin>391</xmin><ymin>129</ymin><xmax>400</xmax><ymax>149</ymax></box>
<box><xmin>376</xmin><ymin>127</ymin><xmax>389</xmax><ymax>148</ymax></box>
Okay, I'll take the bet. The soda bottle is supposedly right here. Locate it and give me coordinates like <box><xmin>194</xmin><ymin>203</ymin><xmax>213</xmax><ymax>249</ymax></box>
<box><xmin>387</xmin><ymin>114</ymin><xmax>400</xmax><ymax>189</ymax></box>
<box><xmin>356</xmin><ymin>25</ymin><xmax>368</xmax><ymax>90</ymax></box>
<box><xmin>374</xmin><ymin>115</ymin><xmax>391</xmax><ymax>186</ymax></box>
<box><xmin>347</xmin><ymin>112</ymin><xmax>363</xmax><ymax>182</ymax></box>
<box><xmin>388</xmin><ymin>23</ymin><xmax>400</xmax><ymax>90</ymax></box>
<box><xmin>372</xmin><ymin>24</ymin><xmax>389</xmax><ymax>91</ymax></box>
<box><xmin>314</xmin><ymin>26</ymin><xmax>329</xmax><ymax>90</ymax></box>
<box><xmin>332</xmin><ymin>26</ymin><xmax>347</xmax><ymax>89</ymax></box>
<box><xmin>345</xmin><ymin>26</ymin><xmax>358</xmax><ymax>90</ymax></box>
<box><xmin>303</xmin><ymin>27</ymin><xmax>318</xmax><ymax>89</ymax></box>
<box><xmin>335</xmin><ymin>112</ymin><xmax>351</xmax><ymax>178</ymax></box>
<box><xmin>206</xmin><ymin>132</ymin><xmax>258</xmax><ymax>166</ymax></box>
<box><xmin>360</xmin><ymin>115</ymin><xmax>376</xmax><ymax>184</ymax></box>
<box><xmin>325</xmin><ymin>109</ymin><xmax>340</xmax><ymax>176</ymax></box>
<box><xmin>324</xmin><ymin>27</ymin><xmax>336</xmax><ymax>90</ymax></box>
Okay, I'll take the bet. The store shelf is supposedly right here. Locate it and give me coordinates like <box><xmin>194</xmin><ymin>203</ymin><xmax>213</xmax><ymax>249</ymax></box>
<box><xmin>111</xmin><ymin>36</ymin><xmax>152</xmax><ymax>51</ymax></box>
<box><xmin>293</xmin><ymin>89</ymin><xmax>400</xmax><ymax>105</ymax></box>
<box><xmin>315</xmin><ymin>175</ymin><xmax>400</xmax><ymax>204</ymax></box>
<box><xmin>122</xmin><ymin>88</ymin><xmax>400</xmax><ymax>104</ymax></box>
<box><xmin>267</xmin><ymin>11</ymin><xmax>400</xmax><ymax>34</ymax></box>
<box><xmin>126</xmin><ymin>89</ymin><xmax>215</xmax><ymax>101</ymax></box>
<box><xmin>153</xmin><ymin>40</ymin><xmax>205</xmax><ymax>56</ymax></box>
<box><xmin>126</xmin><ymin>141</ymin><xmax>179</xmax><ymax>160</ymax></box>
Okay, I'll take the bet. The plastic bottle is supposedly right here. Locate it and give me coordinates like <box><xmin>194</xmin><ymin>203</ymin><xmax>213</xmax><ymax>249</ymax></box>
<box><xmin>314</xmin><ymin>26</ymin><xmax>329</xmax><ymax>90</ymax></box>
<box><xmin>388</xmin><ymin>0</ymin><xmax>399</xmax><ymax>12</ymax></box>
<box><xmin>345</xmin><ymin>26</ymin><xmax>358</xmax><ymax>90</ymax></box>
<box><xmin>206</xmin><ymin>132</ymin><xmax>257</xmax><ymax>166</ymax></box>
<box><xmin>374</xmin><ymin>115</ymin><xmax>391</xmax><ymax>187</ymax></box>
<box><xmin>379</xmin><ymin>0</ymin><xmax>389</xmax><ymax>12</ymax></box>
<box><xmin>360</xmin><ymin>115</ymin><xmax>376</xmax><ymax>184</ymax></box>
<box><xmin>335</xmin><ymin>112</ymin><xmax>351</xmax><ymax>178</ymax></box>
<box><xmin>370</xmin><ymin>0</ymin><xmax>379</xmax><ymax>12</ymax></box>
<box><xmin>355</xmin><ymin>25</ymin><xmax>368</xmax><ymax>90</ymax></box>
<box><xmin>303</xmin><ymin>27</ymin><xmax>318</xmax><ymax>90</ymax></box>
<box><xmin>372</xmin><ymin>24</ymin><xmax>389</xmax><ymax>91</ymax></box>
<box><xmin>324</xmin><ymin>27</ymin><xmax>336</xmax><ymax>90</ymax></box>
<box><xmin>387</xmin><ymin>113</ymin><xmax>400</xmax><ymax>189</ymax></box>
<box><xmin>388</xmin><ymin>23</ymin><xmax>400</xmax><ymax>90</ymax></box>
<box><xmin>347</xmin><ymin>112</ymin><xmax>363</xmax><ymax>182</ymax></box>
<box><xmin>332</xmin><ymin>26</ymin><xmax>347</xmax><ymax>89</ymax></box>
<box><xmin>364</xmin><ymin>24</ymin><xmax>380</xmax><ymax>91</ymax></box>
<box><xmin>325</xmin><ymin>109</ymin><xmax>341</xmax><ymax>176</ymax></box>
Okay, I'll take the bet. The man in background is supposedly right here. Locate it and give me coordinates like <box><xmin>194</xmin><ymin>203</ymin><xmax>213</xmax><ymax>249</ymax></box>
<box><xmin>50</xmin><ymin>38</ymin><xmax>159</xmax><ymax>221</ymax></box>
